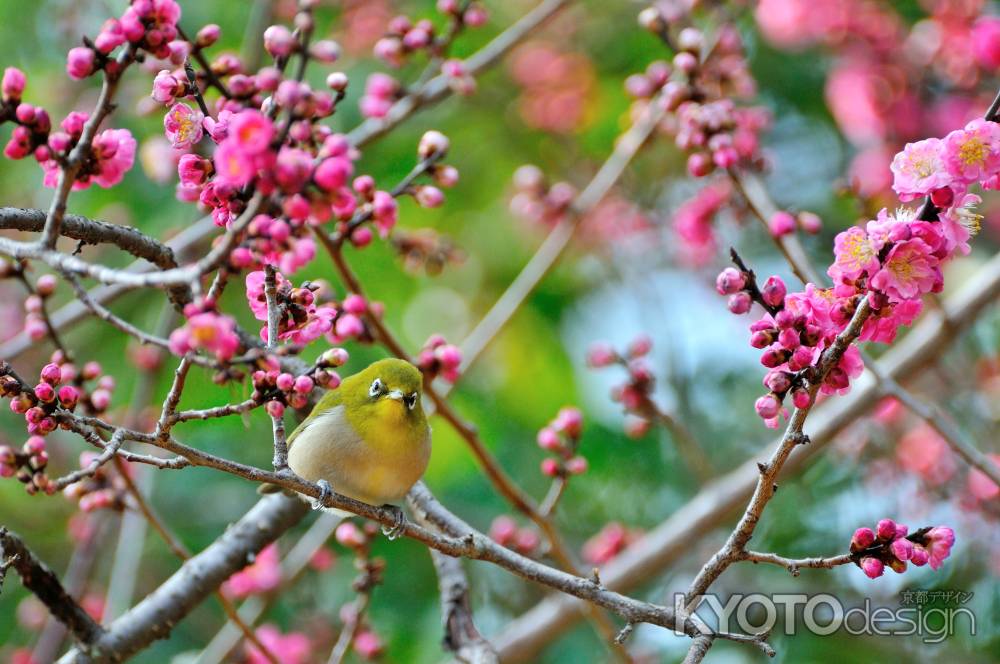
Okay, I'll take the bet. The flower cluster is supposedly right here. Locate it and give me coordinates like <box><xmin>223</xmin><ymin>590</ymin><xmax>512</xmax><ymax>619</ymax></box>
<box><xmin>373</xmin><ymin>2</ymin><xmax>487</xmax><ymax>68</ymax></box>
<box><xmin>0</xmin><ymin>436</ymin><xmax>49</xmax><ymax>495</ymax></box>
<box><xmin>415</xmin><ymin>335</ymin><xmax>462</xmax><ymax>383</ymax></box>
<box><xmin>850</xmin><ymin>519</ymin><xmax>955</xmax><ymax>578</ymax></box>
<box><xmin>1</xmin><ymin>357</ymin><xmax>115</xmax><ymax>452</ymax></box>
<box><xmin>223</xmin><ymin>543</ymin><xmax>281</xmax><ymax>599</ymax></box>
<box><xmin>586</xmin><ymin>335</ymin><xmax>659</xmax><ymax>438</ymax></box>
<box><xmin>245</xmin><ymin>270</ymin><xmax>339</xmax><ymax>345</ymax></box>
<box><xmin>63</xmin><ymin>452</ymin><xmax>130</xmax><ymax>512</ymax></box>
<box><xmin>167</xmin><ymin>300</ymin><xmax>241</xmax><ymax>362</ymax></box>
<box><xmin>251</xmin><ymin>348</ymin><xmax>347</xmax><ymax>415</ymax></box>
<box><xmin>488</xmin><ymin>515</ymin><xmax>541</xmax><ymax>556</ymax></box>
<box><xmin>719</xmin><ymin>113</ymin><xmax>986</xmax><ymax>426</ymax></box>
<box><xmin>582</xmin><ymin>522</ymin><xmax>644</xmax><ymax>566</ymax></box>
<box><xmin>536</xmin><ymin>407</ymin><xmax>587</xmax><ymax>478</ymax></box>
<box><xmin>1</xmin><ymin>70</ymin><xmax>137</xmax><ymax>189</ymax></box>
<box><xmin>245</xmin><ymin>624</ymin><xmax>310</xmax><ymax>664</ymax></box>
<box><xmin>508</xmin><ymin>164</ymin><xmax>576</xmax><ymax>228</ymax></box>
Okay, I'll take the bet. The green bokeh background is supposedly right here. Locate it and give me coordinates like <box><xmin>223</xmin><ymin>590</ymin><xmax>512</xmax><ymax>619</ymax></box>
<box><xmin>0</xmin><ymin>1</ymin><xmax>997</xmax><ymax>662</ymax></box>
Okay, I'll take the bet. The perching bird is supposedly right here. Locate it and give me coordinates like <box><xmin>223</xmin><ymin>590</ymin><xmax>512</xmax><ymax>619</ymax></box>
<box><xmin>285</xmin><ymin>358</ymin><xmax>431</xmax><ymax>534</ymax></box>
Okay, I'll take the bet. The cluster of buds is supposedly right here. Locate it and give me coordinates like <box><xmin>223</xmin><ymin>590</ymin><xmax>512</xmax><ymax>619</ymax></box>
<box><xmin>716</xmin><ymin>259</ymin><xmax>863</xmax><ymax>427</ymax></box>
<box><xmin>587</xmin><ymin>335</ymin><xmax>658</xmax><ymax>438</ymax></box>
<box><xmin>416</xmin><ymin>335</ymin><xmax>461</xmax><ymax>383</ymax></box>
<box><xmin>629</xmin><ymin>12</ymin><xmax>765</xmax><ymax>177</ymax></box>
<box><xmin>0</xmin><ymin>436</ymin><xmax>50</xmax><ymax>495</ymax></box>
<box><xmin>1</xmin><ymin>67</ymin><xmax>52</xmax><ymax>162</ymax></box>
<box><xmin>19</xmin><ymin>271</ymin><xmax>57</xmax><ymax>342</ymax></box>
<box><xmin>390</xmin><ymin>228</ymin><xmax>466</xmax><ymax>275</ymax></box>
<box><xmin>373</xmin><ymin>2</ymin><xmax>487</xmax><ymax>69</ymax></box>
<box><xmin>850</xmin><ymin>519</ymin><xmax>955</xmax><ymax>579</ymax></box>
<box><xmin>582</xmin><ymin>522</ymin><xmax>644</xmax><ymax>566</ymax></box>
<box><xmin>536</xmin><ymin>407</ymin><xmax>587</xmax><ymax>478</ymax></box>
<box><xmin>4</xmin><ymin>357</ymin><xmax>114</xmax><ymax>439</ymax></box>
<box><xmin>252</xmin><ymin>348</ymin><xmax>347</xmax><ymax>416</ymax></box>
<box><xmin>767</xmin><ymin>210</ymin><xmax>822</xmax><ymax>238</ymax></box>
<box><xmin>263</xmin><ymin>23</ymin><xmax>340</xmax><ymax>64</ymax></box>
<box><xmin>508</xmin><ymin>164</ymin><xmax>577</xmax><ymax>228</ymax></box>
<box><xmin>488</xmin><ymin>515</ymin><xmax>541</xmax><ymax>556</ymax></box>
<box><xmin>63</xmin><ymin>452</ymin><xmax>129</xmax><ymax>511</ymax></box>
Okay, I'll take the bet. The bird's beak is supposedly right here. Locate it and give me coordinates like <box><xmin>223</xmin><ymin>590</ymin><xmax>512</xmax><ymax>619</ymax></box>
<box><xmin>386</xmin><ymin>389</ymin><xmax>404</xmax><ymax>401</ymax></box>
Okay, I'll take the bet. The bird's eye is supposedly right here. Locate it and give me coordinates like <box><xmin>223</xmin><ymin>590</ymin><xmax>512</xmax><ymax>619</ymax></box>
<box><xmin>404</xmin><ymin>392</ymin><xmax>418</xmax><ymax>410</ymax></box>
<box><xmin>369</xmin><ymin>378</ymin><xmax>383</xmax><ymax>398</ymax></box>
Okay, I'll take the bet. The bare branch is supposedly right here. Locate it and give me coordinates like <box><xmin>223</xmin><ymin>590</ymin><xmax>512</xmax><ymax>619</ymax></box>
<box><xmin>0</xmin><ymin>528</ymin><xmax>105</xmax><ymax>647</ymax></box>
<box><xmin>57</xmin><ymin>493</ymin><xmax>310</xmax><ymax>663</ymax></box>
<box><xmin>738</xmin><ymin>550</ymin><xmax>853</xmax><ymax>576</ymax></box>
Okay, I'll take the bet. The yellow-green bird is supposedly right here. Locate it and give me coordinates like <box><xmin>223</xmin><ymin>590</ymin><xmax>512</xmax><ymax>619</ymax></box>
<box><xmin>286</xmin><ymin>358</ymin><xmax>431</xmax><ymax>532</ymax></box>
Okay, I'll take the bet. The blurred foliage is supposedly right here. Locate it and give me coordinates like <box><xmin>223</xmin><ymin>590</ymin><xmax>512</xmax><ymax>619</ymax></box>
<box><xmin>0</xmin><ymin>0</ymin><xmax>997</xmax><ymax>663</ymax></box>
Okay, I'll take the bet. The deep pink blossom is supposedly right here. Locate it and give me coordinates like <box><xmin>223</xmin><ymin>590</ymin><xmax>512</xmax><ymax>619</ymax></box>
<box><xmin>829</xmin><ymin>227</ymin><xmax>879</xmax><ymax>282</ymax></box>
<box><xmin>168</xmin><ymin>308</ymin><xmax>240</xmax><ymax>361</ymax></box>
<box><xmin>869</xmin><ymin>239</ymin><xmax>940</xmax><ymax>302</ymax></box>
<box><xmin>942</xmin><ymin>118</ymin><xmax>1000</xmax><ymax>183</ymax></box>
<box><xmin>223</xmin><ymin>543</ymin><xmax>281</xmax><ymax>598</ymax></box>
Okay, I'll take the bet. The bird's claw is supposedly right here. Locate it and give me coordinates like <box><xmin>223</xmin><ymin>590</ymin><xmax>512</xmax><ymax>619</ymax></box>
<box><xmin>380</xmin><ymin>504</ymin><xmax>406</xmax><ymax>540</ymax></box>
<box><xmin>311</xmin><ymin>480</ymin><xmax>332</xmax><ymax>510</ymax></box>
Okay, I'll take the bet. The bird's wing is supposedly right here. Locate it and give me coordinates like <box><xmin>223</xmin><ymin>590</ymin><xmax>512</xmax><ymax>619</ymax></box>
<box><xmin>287</xmin><ymin>387</ymin><xmax>343</xmax><ymax>449</ymax></box>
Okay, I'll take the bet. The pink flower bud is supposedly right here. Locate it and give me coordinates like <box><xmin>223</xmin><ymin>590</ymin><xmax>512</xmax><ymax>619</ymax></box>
<box><xmin>321</xmin><ymin>348</ymin><xmax>349</xmax><ymax>367</ymax></box>
<box><xmin>860</xmin><ymin>557</ymin><xmax>884</xmax><ymax>579</ymax></box>
<box><xmin>66</xmin><ymin>47</ymin><xmax>97</xmax><ymax>80</ymax></box>
<box><xmin>768</xmin><ymin>211</ymin><xmax>796</xmax><ymax>237</ymax></box>
<box><xmin>851</xmin><ymin>527</ymin><xmax>876</xmax><ymax>550</ymax></box>
<box><xmin>566</xmin><ymin>456</ymin><xmax>588</xmax><ymax>475</ymax></box>
<box><xmin>686</xmin><ymin>152</ymin><xmax>714</xmax><ymax>177</ymax></box>
<box><xmin>418</xmin><ymin>130</ymin><xmax>450</xmax><ymax>160</ymax></box>
<box><xmin>196</xmin><ymin>23</ymin><xmax>221</xmax><ymax>47</ymax></box>
<box><xmin>40</xmin><ymin>363</ymin><xmax>62</xmax><ymax>385</ymax></box>
<box><xmin>33</xmin><ymin>383</ymin><xmax>55</xmax><ymax>403</ymax></box>
<box><xmin>555</xmin><ymin>407</ymin><xmax>583</xmax><ymax>437</ymax></box>
<box><xmin>24</xmin><ymin>436</ymin><xmax>45</xmax><ymax>455</ymax></box>
<box><xmin>586</xmin><ymin>342</ymin><xmax>616</xmax><ymax>368</ymax></box>
<box><xmin>537</xmin><ymin>428</ymin><xmax>561</xmax><ymax>451</ymax></box>
<box><xmin>276</xmin><ymin>373</ymin><xmax>295</xmax><ymax>391</ymax></box>
<box><xmin>326</xmin><ymin>71</ymin><xmax>349</xmax><ymax>92</ymax></box>
<box><xmin>760</xmin><ymin>276</ymin><xmax>786</xmax><ymax>308</ymax></box>
<box><xmin>791</xmin><ymin>387</ymin><xmax>811</xmax><ymax>409</ymax></box>
<box><xmin>929</xmin><ymin>186</ymin><xmax>954</xmax><ymax>208</ymax></box>
<box><xmin>311</xmin><ymin>40</ymin><xmax>341</xmax><ymax>63</ymax></box>
<box><xmin>293</xmin><ymin>375</ymin><xmax>314</xmax><ymax>394</ymax></box>
<box><xmin>798</xmin><ymin>211</ymin><xmax>822</xmax><ymax>234</ymax></box>
<box><xmin>335</xmin><ymin>521</ymin><xmax>366</xmax><ymax>547</ymax></box>
<box><xmin>90</xmin><ymin>389</ymin><xmax>111</xmax><ymax>411</ymax></box>
<box><xmin>334</xmin><ymin>313</ymin><xmax>364</xmax><ymax>338</ymax></box>
<box><xmin>350</xmin><ymin>226</ymin><xmax>373</xmax><ymax>248</ymax></box>
<box><xmin>314</xmin><ymin>157</ymin><xmax>352</xmax><ymax>192</ymax></box>
<box><xmin>82</xmin><ymin>361</ymin><xmax>101</xmax><ymax>380</ymax></box>
<box><xmin>35</xmin><ymin>274</ymin><xmax>57</xmax><ymax>296</ymax></box>
<box><xmin>540</xmin><ymin>458</ymin><xmax>560</xmax><ymax>477</ymax></box>
<box><xmin>763</xmin><ymin>371</ymin><xmax>791</xmax><ymax>394</ymax></box>
<box><xmin>754</xmin><ymin>393</ymin><xmax>782</xmax><ymax>420</ymax></box>
<box><xmin>57</xmin><ymin>385</ymin><xmax>79</xmax><ymax>408</ymax></box>
<box><xmin>415</xmin><ymin>185</ymin><xmax>445</xmax><ymax>208</ymax></box>
<box><xmin>715</xmin><ymin>267</ymin><xmax>745</xmax><ymax>295</ymax></box>
<box><xmin>434</xmin><ymin>344</ymin><xmax>461</xmax><ymax>369</ymax></box>
<box><xmin>265</xmin><ymin>400</ymin><xmax>285</xmax><ymax>418</ymax></box>
<box><xmin>727</xmin><ymin>292</ymin><xmax>752</xmax><ymax>314</ymax></box>
<box><xmin>464</xmin><ymin>4</ymin><xmax>488</xmax><ymax>27</ymax></box>
<box><xmin>777</xmin><ymin>327</ymin><xmax>800</xmax><ymax>350</ymax></box>
<box><xmin>890</xmin><ymin>537</ymin><xmax>914</xmax><ymax>561</ymax></box>
<box><xmin>263</xmin><ymin>25</ymin><xmax>295</xmax><ymax>57</ymax></box>
<box><xmin>2</xmin><ymin>67</ymin><xmax>26</xmax><ymax>99</ymax></box>
<box><xmin>342</xmin><ymin>294</ymin><xmax>366</xmax><ymax>315</ymax></box>
<box><xmin>749</xmin><ymin>330</ymin><xmax>774</xmax><ymax>349</ymax></box>
<box><xmin>673</xmin><ymin>51</ymin><xmax>698</xmax><ymax>74</ymax></box>
<box><xmin>876</xmin><ymin>518</ymin><xmax>897</xmax><ymax>541</ymax></box>
<box><xmin>488</xmin><ymin>515</ymin><xmax>517</xmax><ymax>545</ymax></box>
<box><xmin>909</xmin><ymin>546</ymin><xmax>929</xmax><ymax>567</ymax></box>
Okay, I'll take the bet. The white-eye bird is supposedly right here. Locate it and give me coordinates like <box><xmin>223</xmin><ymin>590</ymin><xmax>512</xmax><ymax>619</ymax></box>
<box><xmin>286</xmin><ymin>358</ymin><xmax>431</xmax><ymax>534</ymax></box>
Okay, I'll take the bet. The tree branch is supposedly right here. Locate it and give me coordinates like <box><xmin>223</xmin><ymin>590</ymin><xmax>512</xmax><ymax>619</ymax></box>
<box><xmin>0</xmin><ymin>528</ymin><xmax>105</xmax><ymax>647</ymax></box>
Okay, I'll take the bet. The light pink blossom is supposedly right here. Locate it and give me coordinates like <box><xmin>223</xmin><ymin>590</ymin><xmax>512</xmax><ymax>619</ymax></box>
<box><xmin>869</xmin><ymin>238</ymin><xmax>940</xmax><ymax>302</ymax></box>
<box><xmin>890</xmin><ymin>138</ymin><xmax>952</xmax><ymax>202</ymax></box>
<box><xmin>163</xmin><ymin>103</ymin><xmax>204</xmax><ymax>150</ymax></box>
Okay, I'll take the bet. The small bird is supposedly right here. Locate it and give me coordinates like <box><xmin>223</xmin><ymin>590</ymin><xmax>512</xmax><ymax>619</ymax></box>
<box><xmin>286</xmin><ymin>358</ymin><xmax>431</xmax><ymax>535</ymax></box>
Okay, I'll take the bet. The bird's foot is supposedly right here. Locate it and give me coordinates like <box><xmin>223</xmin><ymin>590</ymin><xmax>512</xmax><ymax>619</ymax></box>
<box><xmin>380</xmin><ymin>504</ymin><xmax>406</xmax><ymax>540</ymax></box>
<box><xmin>311</xmin><ymin>480</ymin><xmax>332</xmax><ymax>511</ymax></box>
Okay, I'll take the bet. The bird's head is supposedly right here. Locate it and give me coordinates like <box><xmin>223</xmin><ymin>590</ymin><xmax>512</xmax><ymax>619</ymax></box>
<box><xmin>342</xmin><ymin>358</ymin><xmax>425</xmax><ymax>425</ymax></box>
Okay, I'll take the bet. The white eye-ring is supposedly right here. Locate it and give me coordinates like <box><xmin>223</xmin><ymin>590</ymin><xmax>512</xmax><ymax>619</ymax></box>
<box><xmin>369</xmin><ymin>378</ymin><xmax>383</xmax><ymax>398</ymax></box>
<box><xmin>404</xmin><ymin>392</ymin><xmax>418</xmax><ymax>410</ymax></box>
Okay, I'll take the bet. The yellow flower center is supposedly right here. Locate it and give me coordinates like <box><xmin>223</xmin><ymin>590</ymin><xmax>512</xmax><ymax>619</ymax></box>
<box><xmin>888</xmin><ymin>254</ymin><xmax>914</xmax><ymax>285</ymax></box>
<box><xmin>907</xmin><ymin>153</ymin><xmax>935</xmax><ymax>179</ymax></box>
<box><xmin>843</xmin><ymin>233</ymin><xmax>874</xmax><ymax>268</ymax></box>
<box><xmin>958</xmin><ymin>136</ymin><xmax>987</xmax><ymax>168</ymax></box>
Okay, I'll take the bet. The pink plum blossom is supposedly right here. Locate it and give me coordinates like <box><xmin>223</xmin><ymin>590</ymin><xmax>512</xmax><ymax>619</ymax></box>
<box><xmin>163</xmin><ymin>103</ymin><xmax>204</xmax><ymax>150</ymax></box>
<box><xmin>890</xmin><ymin>138</ymin><xmax>953</xmax><ymax>202</ymax></box>
<box><xmin>869</xmin><ymin>239</ymin><xmax>940</xmax><ymax>302</ymax></box>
